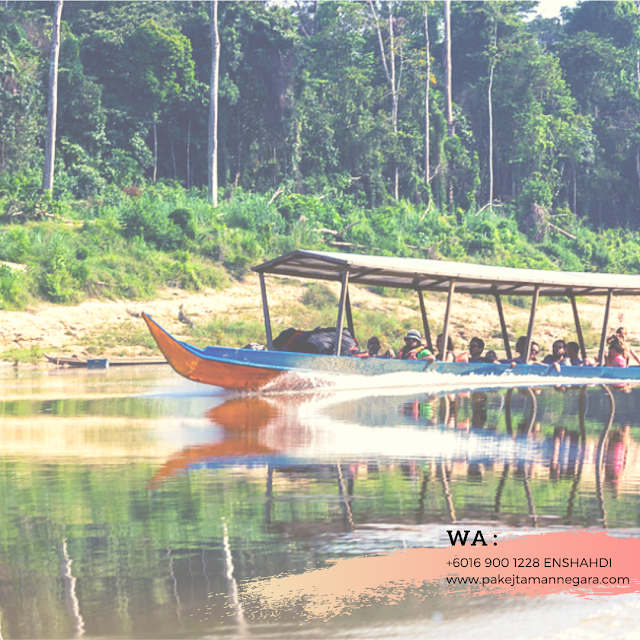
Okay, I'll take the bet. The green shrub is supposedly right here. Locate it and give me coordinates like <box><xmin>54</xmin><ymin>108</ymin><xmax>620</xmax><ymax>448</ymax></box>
<box><xmin>278</xmin><ymin>193</ymin><xmax>342</xmax><ymax>230</ymax></box>
<box><xmin>39</xmin><ymin>247</ymin><xmax>77</xmax><ymax>303</ymax></box>
<box><xmin>0</xmin><ymin>226</ymin><xmax>32</xmax><ymax>262</ymax></box>
<box><xmin>168</xmin><ymin>208</ymin><xmax>196</xmax><ymax>239</ymax></box>
<box><xmin>214</xmin><ymin>227</ymin><xmax>265</xmax><ymax>277</ymax></box>
<box><xmin>0</xmin><ymin>169</ymin><xmax>41</xmax><ymax>204</ymax></box>
<box><xmin>0</xmin><ymin>264</ymin><xmax>24</xmax><ymax>308</ymax></box>
<box><xmin>223</xmin><ymin>192</ymin><xmax>285</xmax><ymax>238</ymax></box>
<box><xmin>68</xmin><ymin>164</ymin><xmax>107</xmax><ymax>199</ymax></box>
<box><xmin>119</xmin><ymin>200</ymin><xmax>180</xmax><ymax>250</ymax></box>
<box><xmin>519</xmin><ymin>173</ymin><xmax>553</xmax><ymax>213</ymax></box>
<box><xmin>540</xmin><ymin>238</ymin><xmax>584</xmax><ymax>271</ymax></box>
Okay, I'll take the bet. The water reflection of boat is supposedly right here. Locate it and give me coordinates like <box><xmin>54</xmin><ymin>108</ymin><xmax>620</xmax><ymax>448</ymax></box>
<box><xmin>143</xmin><ymin>250</ymin><xmax>640</xmax><ymax>391</ymax></box>
<box><xmin>150</xmin><ymin>386</ymin><xmax>639</xmax><ymax>530</ymax></box>
<box><xmin>150</xmin><ymin>399</ymin><xmax>280</xmax><ymax>484</ymax></box>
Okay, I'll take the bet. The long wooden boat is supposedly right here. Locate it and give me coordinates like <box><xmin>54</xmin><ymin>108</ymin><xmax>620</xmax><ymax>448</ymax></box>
<box><xmin>143</xmin><ymin>250</ymin><xmax>640</xmax><ymax>391</ymax></box>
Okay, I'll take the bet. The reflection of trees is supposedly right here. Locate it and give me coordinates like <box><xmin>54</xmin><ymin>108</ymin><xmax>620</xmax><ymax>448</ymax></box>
<box><xmin>58</xmin><ymin>539</ymin><xmax>85</xmax><ymax>638</ymax></box>
<box><xmin>565</xmin><ymin>387</ymin><xmax>587</xmax><ymax>524</ymax></box>
<box><xmin>595</xmin><ymin>386</ymin><xmax>621</xmax><ymax>526</ymax></box>
<box><xmin>395</xmin><ymin>385</ymin><xmax>632</xmax><ymax>529</ymax></box>
<box><xmin>1</xmin><ymin>384</ymin><xmax>639</xmax><ymax>637</ymax></box>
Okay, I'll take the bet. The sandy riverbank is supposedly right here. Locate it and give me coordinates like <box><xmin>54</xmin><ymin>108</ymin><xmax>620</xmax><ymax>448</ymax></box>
<box><xmin>0</xmin><ymin>272</ymin><xmax>637</xmax><ymax>362</ymax></box>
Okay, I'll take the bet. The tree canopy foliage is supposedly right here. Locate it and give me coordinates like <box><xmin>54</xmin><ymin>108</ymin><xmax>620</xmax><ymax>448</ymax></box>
<box><xmin>3</xmin><ymin>1</ymin><xmax>640</xmax><ymax>307</ymax></box>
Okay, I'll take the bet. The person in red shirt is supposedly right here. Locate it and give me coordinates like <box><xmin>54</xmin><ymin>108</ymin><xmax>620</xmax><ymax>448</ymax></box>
<box><xmin>606</xmin><ymin>336</ymin><xmax>627</xmax><ymax>368</ymax></box>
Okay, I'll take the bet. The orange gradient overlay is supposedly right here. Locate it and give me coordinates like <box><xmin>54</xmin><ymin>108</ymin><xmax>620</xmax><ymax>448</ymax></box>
<box><xmin>242</xmin><ymin>531</ymin><xmax>640</xmax><ymax>620</ymax></box>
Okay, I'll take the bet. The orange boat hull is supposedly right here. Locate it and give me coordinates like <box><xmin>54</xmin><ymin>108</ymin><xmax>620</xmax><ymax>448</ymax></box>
<box><xmin>142</xmin><ymin>313</ymin><xmax>282</xmax><ymax>390</ymax></box>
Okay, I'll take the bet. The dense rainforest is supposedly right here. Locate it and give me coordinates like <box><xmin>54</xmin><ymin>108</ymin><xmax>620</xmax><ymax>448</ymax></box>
<box><xmin>2</xmin><ymin>0</ymin><xmax>640</xmax><ymax>309</ymax></box>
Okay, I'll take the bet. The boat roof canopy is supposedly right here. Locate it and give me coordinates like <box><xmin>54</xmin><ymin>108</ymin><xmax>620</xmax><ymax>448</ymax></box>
<box><xmin>253</xmin><ymin>250</ymin><xmax>640</xmax><ymax>297</ymax></box>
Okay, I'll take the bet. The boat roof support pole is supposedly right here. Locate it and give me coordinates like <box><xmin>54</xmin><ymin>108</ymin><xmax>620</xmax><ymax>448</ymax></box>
<box><xmin>494</xmin><ymin>294</ymin><xmax>512</xmax><ymax>360</ymax></box>
<box><xmin>570</xmin><ymin>294</ymin><xmax>587</xmax><ymax>360</ymax></box>
<box><xmin>259</xmin><ymin>273</ymin><xmax>273</xmax><ymax>350</ymax></box>
<box><xmin>597</xmin><ymin>289</ymin><xmax>613</xmax><ymax>365</ymax></box>
<box><xmin>345</xmin><ymin>289</ymin><xmax>356</xmax><ymax>344</ymax></box>
<box><xmin>334</xmin><ymin>269</ymin><xmax>350</xmax><ymax>355</ymax></box>
<box><xmin>440</xmin><ymin>280</ymin><xmax>456</xmax><ymax>361</ymax></box>
<box><xmin>524</xmin><ymin>285</ymin><xmax>540</xmax><ymax>363</ymax></box>
<box><xmin>417</xmin><ymin>289</ymin><xmax>433</xmax><ymax>352</ymax></box>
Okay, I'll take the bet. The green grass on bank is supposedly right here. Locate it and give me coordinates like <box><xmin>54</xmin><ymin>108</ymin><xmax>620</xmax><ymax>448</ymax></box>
<box><xmin>3</xmin><ymin>180</ymin><xmax>640</xmax><ymax>314</ymax></box>
<box><xmin>3</xmin><ymin>181</ymin><xmax>640</xmax><ymax>315</ymax></box>
<box><xmin>2</xmin><ymin>181</ymin><xmax>640</xmax><ymax>361</ymax></box>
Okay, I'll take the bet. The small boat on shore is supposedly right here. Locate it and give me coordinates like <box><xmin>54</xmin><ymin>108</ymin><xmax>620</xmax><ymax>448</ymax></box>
<box><xmin>143</xmin><ymin>250</ymin><xmax>640</xmax><ymax>391</ymax></box>
<box><xmin>45</xmin><ymin>354</ymin><xmax>167</xmax><ymax>368</ymax></box>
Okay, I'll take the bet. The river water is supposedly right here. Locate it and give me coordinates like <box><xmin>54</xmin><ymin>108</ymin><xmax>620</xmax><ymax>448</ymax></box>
<box><xmin>2</xmin><ymin>366</ymin><xmax>640</xmax><ymax>639</ymax></box>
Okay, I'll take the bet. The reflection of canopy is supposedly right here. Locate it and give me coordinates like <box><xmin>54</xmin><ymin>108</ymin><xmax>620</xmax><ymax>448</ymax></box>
<box><xmin>254</xmin><ymin>250</ymin><xmax>640</xmax><ymax>296</ymax></box>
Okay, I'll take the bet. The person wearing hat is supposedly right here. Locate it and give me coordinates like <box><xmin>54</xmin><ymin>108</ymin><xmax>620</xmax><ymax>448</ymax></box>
<box><xmin>397</xmin><ymin>329</ymin><xmax>435</xmax><ymax>361</ymax></box>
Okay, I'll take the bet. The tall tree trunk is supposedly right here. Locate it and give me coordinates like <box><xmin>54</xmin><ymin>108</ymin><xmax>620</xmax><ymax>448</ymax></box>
<box><xmin>208</xmin><ymin>0</ymin><xmax>220</xmax><ymax>206</ymax></box>
<box><xmin>488</xmin><ymin>17</ymin><xmax>497</xmax><ymax>209</ymax></box>
<box><xmin>368</xmin><ymin>0</ymin><xmax>401</xmax><ymax>201</ymax></box>
<box><xmin>153</xmin><ymin>117</ymin><xmax>158</xmax><ymax>183</ymax></box>
<box><xmin>424</xmin><ymin>3</ymin><xmax>430</xmax><ymax>187</ymax></box>
<box><xmin>171</xmin><ymin>138</ymin><xmax>176</xmax><ymax>179</ymax></box>
<box><xmin>388</xmin><ymin>4</ymin><xmax>398</xmax><ymax>200</ymax></box>
<box><xmin>573</xmin><ymin>162</ymin><xmax>577</xmax><ymax>214</ymax></box>
<box><xmin>444</xmin><ymin>0</ymin><xmax>453</xmax><ymax>138</ymax></box>
<box><xmin>235</xmin><ymin>112</ymin><xmax>242</xmax><ymax>186</ymax></box>
<box><xmin>42</xmin><ymin>0</ymin><xmax>63</xmax><ymax>192</ymax></box>
<box><xmin>444</xmin><ymin>0</ymin><xmax>453</xmax><ymax>207</ymax></box>
<box><xmin>634</xmin><ymin>0</ymin><xmax>640</xmax><ymax>83</ymax></box>
<box><xmin>187</xmin><ymin>117</ymin><xmax>191</xmax><ymax>189</ymax></box>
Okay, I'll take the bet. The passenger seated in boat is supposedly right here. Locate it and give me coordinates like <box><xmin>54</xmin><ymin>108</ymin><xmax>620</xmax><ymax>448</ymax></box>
<box><xmin>615</xmin><ymin>327</ymin><xmax>640</xmax><ymax>365</ymax></box>
<box><xmin>607</xmin><ymin>335</ymin><xmax>628</xmax><ymax>368</ymax></box>
<box><xmin>562</xmin><ymin>341</ymin><xmax>583</xmax><ymax>366</ymax></box>
<box><xmin>484</xmin><ymin>350</ymin><xmax>498</xmax><ymax>363</ymax></box>
<box><xmin>507</xmin><ymin>336</ymin><xmax>527</xmax><ymax>364</ymax></box>
<box><xmin>397</xmin><ymin>330</ymin><xmax>435</xmax><ymax>361</ymax></box>
<box><xmin>359</xmin><ymin>336</ymin><xmax>395</xmax><ymax>359</ymax></box>
<box><xmin>508</xmin><ymin>336</ymin><xmax>539</xmax><ymax>364</ymax></box>
<box><xmin>542</xmin><ymin>340</ymin><xmax>565</xmax><ymax>364</ymax></box>
<box><xmin>466</xmin><ymin>337</ymin><xmax>485</xmax><ymax>363</ymax></box>
<box><xmin>532</xmin><ymin>340</ymin><xmax>562</xmax><ymax>370</ymax></box>
<box><xmin>367</xmin><ymin>336</ymin><xmax>381</xmax><ymax>356</ymax></box>
<box><xmin>529</xmin><ymin>342</ymin><xmax>541</xmax><ymax>363</ymax></box>
<box><xmin>436</xmin><ymin>334</ymin><xmax>456</xmax><ymax>362</ymax></box>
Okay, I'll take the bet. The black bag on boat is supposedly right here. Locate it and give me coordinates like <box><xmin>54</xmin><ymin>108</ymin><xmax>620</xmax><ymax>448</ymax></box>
<box><xmin>273</xmin><ymin>326</ymin><xmax>358</xmax><ymax>356</ymax></box>
<box><xmin>273</xmin><ymin>328</ymin><xmax>305</xmax><ymax>351</ymax></box>
<box><xmin>297</xmin><ymin>326</ymin><xmax>358</xmax><ymax>356</ymax></box>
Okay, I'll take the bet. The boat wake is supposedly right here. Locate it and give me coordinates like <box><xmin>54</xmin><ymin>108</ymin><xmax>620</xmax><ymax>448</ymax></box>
<box><xmin>257</xmin><ymin>367</ymin><xmax>637</xmax><ymax>397</ymax></box>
